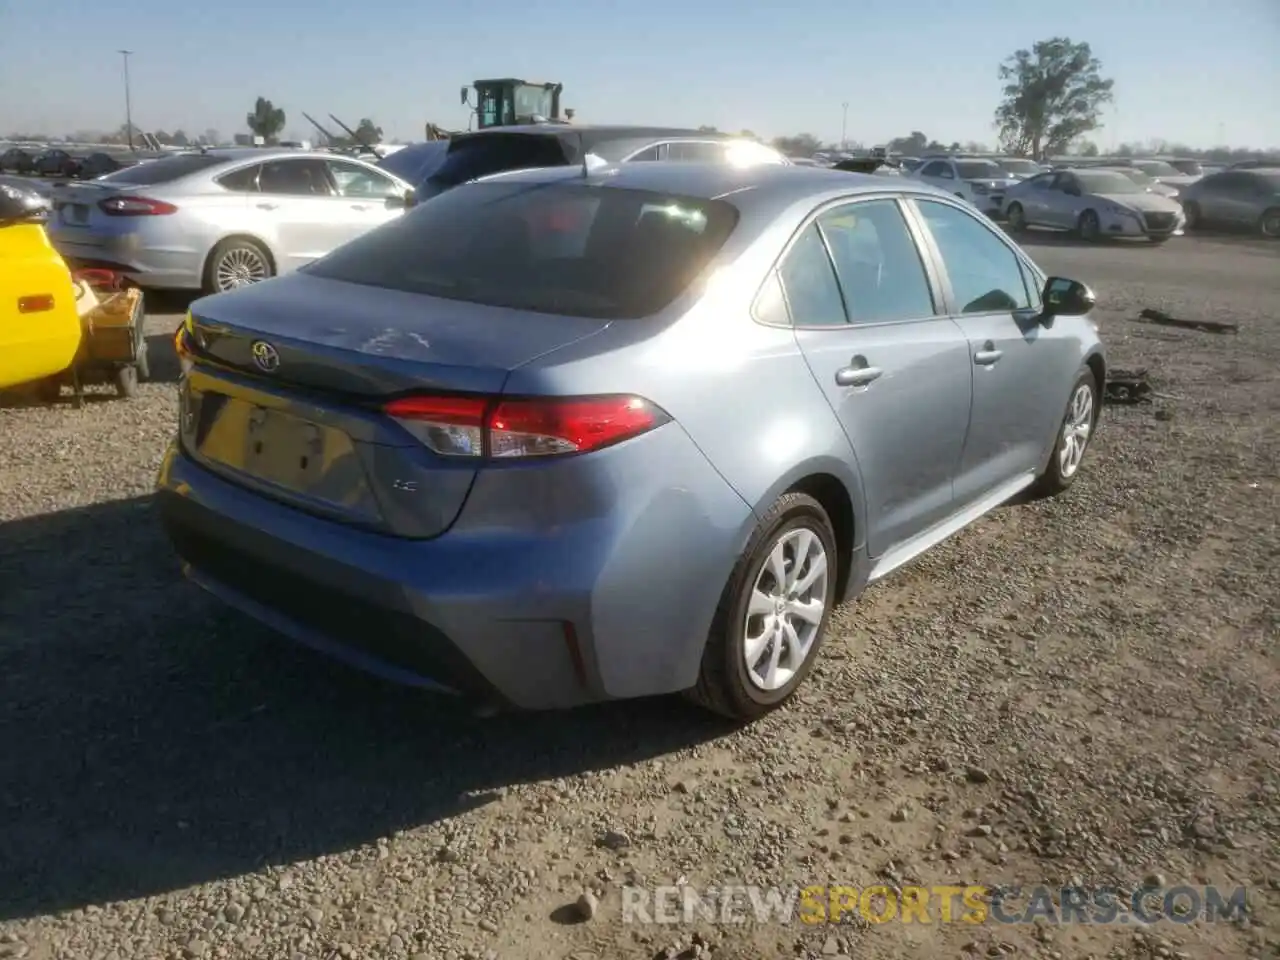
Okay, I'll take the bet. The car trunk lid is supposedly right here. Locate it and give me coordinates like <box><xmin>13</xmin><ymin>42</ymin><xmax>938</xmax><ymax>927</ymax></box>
<box><xmin>180</xmin><ymin>271</ymin><xmax>611</xmax><ymax>538</ymax></box>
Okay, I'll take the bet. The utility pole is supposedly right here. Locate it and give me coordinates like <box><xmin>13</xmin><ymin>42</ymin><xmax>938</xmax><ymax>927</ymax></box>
<box><xmin>841</xmin><ymin>102</ymin><xmax>849</xmax><ymax>151</ymax></box>
<box><xmin>118</xmin><ymin>50</ymin><xmax>134</xmax><ymax>151</ymax></box>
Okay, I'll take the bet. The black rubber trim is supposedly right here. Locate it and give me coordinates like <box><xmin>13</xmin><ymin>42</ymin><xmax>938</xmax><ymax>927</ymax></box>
<box><xmin>156</xmin><ymin>489</ymin><xmax>505</xmax><ymax>702</ymax></box>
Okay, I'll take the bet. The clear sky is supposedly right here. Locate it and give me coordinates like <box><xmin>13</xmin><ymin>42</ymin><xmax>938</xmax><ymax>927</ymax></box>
<box><xmin>2</xmin><ymin>0</ymin><xmax>1277</xmax><ymax>149</ymax></box>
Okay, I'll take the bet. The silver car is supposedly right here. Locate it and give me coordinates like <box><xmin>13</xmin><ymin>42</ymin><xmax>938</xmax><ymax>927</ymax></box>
<box><xmin>912</xmin><ymin>156</ymin><xmax>1020</xmax><ymax>217</ymax></box>
<box><xmin>46</xmin><ymin>149</ymin><xmax>415</xmax><ymax>293</ymax></box>
<box><xmin>1177</xmin><ymin>167</ymin><xmax>1280</xmax><ymax>238</ymax></box>
<box><xmin>1003</xmin><ymin>168</ymin><xmax>1186</xmax><ymax>242</ymax></box>
<box><xmin>158</xmin><ymin>162</ymin><xmax>1105</xmax><ymax>718</ymax></box>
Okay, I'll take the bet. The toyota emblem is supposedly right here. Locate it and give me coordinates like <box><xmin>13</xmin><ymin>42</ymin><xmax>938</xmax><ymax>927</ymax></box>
<box><xmin>250</xmin><ymin>340</ymin><xmax>280</xmax><ymax>373</ymax></box>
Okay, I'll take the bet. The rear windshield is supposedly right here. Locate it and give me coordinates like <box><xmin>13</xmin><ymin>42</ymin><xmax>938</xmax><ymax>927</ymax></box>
<box><xmin>426</xmin><ymin>134</ymin><xmax>568</xmax><ymax>189</ymax></box>
<box><xmin>304</xmin><ymin>180</ymin><xmax>739</xmax><ymax>319</ymax></box>
<box><xmin>97</xmin><ymin>153</ymin><xmax>224</xmax><ymax>185</ymax></box>
<box><xmin>956</xmin><ymin>160</ymin><xmax>1005</xmax><ymax>179</ymax></box>
<box><xmin>377</xmin><ymin>142</ymin><xmax>448</xmax><ymax>185</ymax></box>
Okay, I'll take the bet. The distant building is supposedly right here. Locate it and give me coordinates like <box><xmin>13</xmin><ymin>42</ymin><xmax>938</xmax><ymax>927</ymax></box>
<box><xmin>233</xmin><ymin>134</ymin><xmax>253</xmax><ymax>147</ymax></box>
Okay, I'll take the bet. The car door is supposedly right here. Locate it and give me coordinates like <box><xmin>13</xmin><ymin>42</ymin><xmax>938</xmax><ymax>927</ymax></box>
<box><xmin>1213</xmin><ymin>173</ymin><xmax>1265</xmax><ymax>226</ymax></box>
<box><xmin>909</xmin><ymin>197</ymin><xmax>1072</xmax><ymax>505</ymax></box>
<box><xmin>1039</xmin><ymin>173</ymin><xmax>1084</xmax><ymax>229</ymax></box>
<box><xmin>255</xmin><ymin>158</ymin><xmax>352</xmax><ymax>271</ymax></box>
<box><xmin>917</xmin><ymin>160</ymin><xmax>956</xmax><ymax>194</ymax></box>
<box><xmin>1014</xmin><ymin>173</ymin><xmax>1056</xmax><ymax>224</ymax></box>
<box><xmin>778</xmin><ymin>196</ymin><xmax>972</xmax><ymax>558</ymax></box>
<box><xmin>324</xmin><ymin>158</ymin><xmax>408</xmax><ymax>240</ymax></box>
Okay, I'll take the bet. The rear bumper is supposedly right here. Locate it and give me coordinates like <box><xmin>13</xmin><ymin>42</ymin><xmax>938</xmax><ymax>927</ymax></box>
<box><xmin>49</xmin><ymin>228</ymin><xmax>205</xmax><ymax>290</ymax></box>
<box><xmin>155</xmin><ymin>429</ymin><xmax>754</xmax><ymax>711</ymax></box>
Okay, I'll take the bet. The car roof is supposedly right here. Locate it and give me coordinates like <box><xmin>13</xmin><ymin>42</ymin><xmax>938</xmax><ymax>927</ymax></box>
<box><xmin>452</xmin><ymin>124</ymin><xmax>733</xmax><ymax>140</ymax></box>
<box><xmin>178</xmin><ymin>147</ymin><xmax>349</xmax><ymax>163</ymax></box>
<box><xmin>469</xmin><ymin>160</ymin><xmax>950</xmax><ymax>219</ymax></box>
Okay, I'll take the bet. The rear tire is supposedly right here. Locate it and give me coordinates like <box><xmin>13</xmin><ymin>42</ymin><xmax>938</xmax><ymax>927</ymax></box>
<box><xmin>204</xmin><ymin>238</ymin><xmax>273</xmax><ymax>294</ymax></box>
<box><xmin>1182</xmin><ymin>201</ymin><xmax>1202</xmax><ymax>230</ymax></box>
<box><xmin>684</xmin><ymin>492</ymin><xmax>838</xmax><ymax>721</ymax></box>
<box><xmin>1006</xmin><ymin>203</ymin><xmax>1026</xmax><ymax>232</ymax></box>
<box><xmin>1030</xmin><ymin>368</ymin><xmax>1099</xmax><ymax>498</ymax></box>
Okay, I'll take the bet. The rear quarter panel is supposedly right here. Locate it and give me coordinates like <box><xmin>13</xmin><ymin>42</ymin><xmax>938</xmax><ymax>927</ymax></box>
<box><xmin>0</xmin><ymin>224</ymin><xmax>82</xmax><ymax>388</ymax></box>
<box><xmin>503</xmin><ymin>221</ymin><xmax>870</xmax><ymax>585</ymax></box>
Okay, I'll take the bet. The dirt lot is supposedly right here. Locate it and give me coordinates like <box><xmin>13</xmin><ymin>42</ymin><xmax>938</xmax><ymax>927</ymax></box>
<box><xmin>0</xmin><ymin>233</ymin><xmax>1277</xmax><ymax>960</ymax></box>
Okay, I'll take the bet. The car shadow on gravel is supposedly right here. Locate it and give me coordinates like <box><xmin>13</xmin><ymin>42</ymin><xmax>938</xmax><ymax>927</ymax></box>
<box><xmin>0</xmin><ymin>496</ymin><xmax>734</xmax><ymax>921</ymax></box>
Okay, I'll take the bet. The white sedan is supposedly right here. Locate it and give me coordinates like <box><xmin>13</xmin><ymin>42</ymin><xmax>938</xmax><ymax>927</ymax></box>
<box><xmin>1002</xmin><ymin>167</ymin><xmax>1186</xmax><ymax>243</ymax></box>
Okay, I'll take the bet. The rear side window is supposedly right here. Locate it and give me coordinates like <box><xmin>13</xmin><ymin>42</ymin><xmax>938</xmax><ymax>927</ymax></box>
<box><xmin>304</xmin><ymin>181</ymin><xmax>739</xmax><ymax>319</ymax></box>
<box><xmin>667</xmin><ymin>142</ymin><xmax>725</xmax><ymax>162</ymax></box>
<box><xmin>427</xmin><ymin>134</ymin><xmax>568</xmax><ymax>188</ymax></box>
<box><xmin>217</xmin><ymin>165</ymin><xmax>260</xmax><ymax>192</ymax></box>
<box><xmin>97</xmin><ymin>154</ymin><xmax>224</xmax><ymax>185</ymax></box>
<box><xmin>776</xmin><ymin>225</ymin><xmax>847</xmax><ymax>327</ymax></box>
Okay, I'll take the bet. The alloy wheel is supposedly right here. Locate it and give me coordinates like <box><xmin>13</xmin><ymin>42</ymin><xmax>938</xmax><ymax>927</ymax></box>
<box><xmin>1261</xmin><ymin>211</ymin><xmax>1280</xmax><ymax>239</ymax></box>
<box><xmin>214</xmin><ymin>247</ymin><xmax>269</xmax><ymax>291</ymax></box>
<box><xmin>1059</xmin><ymin>382</ymin><xmax>1094</xmax><ymax>479</ymax></box>
<box><xmin>742</xmin><ymin>527</ymin><xmax>829</xmax><ymax>692</ymax></box>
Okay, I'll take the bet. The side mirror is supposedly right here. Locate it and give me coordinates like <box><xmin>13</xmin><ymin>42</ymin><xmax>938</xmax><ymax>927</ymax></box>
<box><xmin>1064</xmin><ymin>186</ymin><xmax>1082</xmax><ymax>197</ymax></box>
<box><xmin>385</xmin><ymin>189</ymin><xmax>416</xmax><ymax>210</ymax></box>
<box><xmin>460</xmin><ymin>86</ymin><xmax>469</xmax><ymax>106</ymax></box>
<box><xmin>1041</xmin><ymin>276</ymin><xmax>1095</xmax><ymax>317</ymax></box>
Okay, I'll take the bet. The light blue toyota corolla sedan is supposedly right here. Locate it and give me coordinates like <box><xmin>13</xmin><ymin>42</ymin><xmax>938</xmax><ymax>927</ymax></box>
<box><xmin>157</xmin><ymin>161</ymin><xmax>1106</xmax><ymax>720</ymax></box>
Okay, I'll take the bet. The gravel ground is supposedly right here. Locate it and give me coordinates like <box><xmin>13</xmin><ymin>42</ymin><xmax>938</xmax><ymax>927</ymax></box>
<box><xmin>1</xmin><ymin>233</ymin><xmax>1277</xmax><ymax>960</ymax></box>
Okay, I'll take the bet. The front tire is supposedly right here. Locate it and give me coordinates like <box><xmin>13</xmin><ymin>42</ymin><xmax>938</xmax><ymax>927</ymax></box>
<box><xmin>685</xmin><ymin>492</ymin><xmax>838</xmax><ymax>721</ymax></box>
<box><xmin>1183</xmin><ymin>201</ymin><xmax>1202</xmax><ymax>230</ymax></box>
<box><xmin>1031</xmin><ymin>368</ymin><xmax>1099</xmax><ymax>498</ymax></box>
<box><xmin>1007</xmin><ymin>203</ymin><xmax>1026</xmax><ymax>232</ymax></box>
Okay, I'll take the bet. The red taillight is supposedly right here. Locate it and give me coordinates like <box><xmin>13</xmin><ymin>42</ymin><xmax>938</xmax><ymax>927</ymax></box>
<box><xmin>98</xmin><ymin>196</ymin><xmax>178</xmax><ymax>217</ymax></box>
<box><xmin>17</xmin><ymin>294</ymin><xmax>55</xmax><ymax>313</ymax></box>
<box><xmin>383</xmin><ymin>394</ymin><xmax>668</xmax><ymax>459</ymax></box>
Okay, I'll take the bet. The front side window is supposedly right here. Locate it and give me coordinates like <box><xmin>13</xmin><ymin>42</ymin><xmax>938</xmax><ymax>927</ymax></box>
<box><xmin>921</xmin><ymin>161</ymin><xmax>953</xmax><ymax>179</ymax></box>
<box><xmin>326</xmin><ymin>160</ymin><xmax>402</xmax><ymax>199</ymax></box>
<box><xmin>776</xmin><ymin>225</ymin><xmax>847</xmax><ymax>327</ymax></box>
<box><xmin>304</xmin><ymin>181</ymin><xmax>738</xmax><ymax>320</ymax></box>
<box><xmin>258</xmin><ymin>159</ymin><xmax>333</xmax><ymax>196</ymax></box>
<box><xmin>914</xmin><ymin>200</ymin><xmax>1031</xmax><ymax>314</ymax></box>
<box><xmin>816</xmin><ymin>199</ymin><xmax>935</xmax><ymax>324</ymax></box>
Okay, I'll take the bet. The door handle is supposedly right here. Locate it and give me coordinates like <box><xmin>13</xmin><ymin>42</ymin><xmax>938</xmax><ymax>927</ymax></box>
<box><xmin>349</xmin><ymin>204</ymin><xmax>370</xmax><ymax>211</ymax></box>
<box><xmin>974</xmin><ymin>343</ymin><xmax>1003</xmax><ymax>365</ymax></box>
<box><xmin>835</xmin><ymin>356</ymin><xmax>883</xmax><ymax>387</ymax></box>
<box><xmin>256</xmin><ymin>202</ymin><xmax>279</xmax><ymax>211</ymax></box>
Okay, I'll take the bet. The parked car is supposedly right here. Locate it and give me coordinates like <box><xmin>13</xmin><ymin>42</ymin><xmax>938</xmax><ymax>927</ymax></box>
<box><xmin>0</xmin><ymin>175</ymin><xmax>51</xmax><ymax>210</ymax></box>
<box><xmin>77</xmin><ymin>152</ymin><xmax>123</xmax><ymax>179</ymax></box>
<box><xmin>1099</xmin><ymin>165</ymin><xmax>1180</xmax><ymax>198</ymax></box>
<box><xmin>0</xmin><ymin>147</ymin><xmax>37</xmax><ymax>175</ymax></box>
<box><xmin>1177</xmin><ymin>167</ymin><xmax>1280</xmax><ymax>238</ymax></box>
<box><xmin>1158</xmin><ymin>157</ymin><xmax>1204</xmax><ymax>178</ymax></box>
<box><xmin>911</xmin><ymin>156</ymin><xmax>1018</xmax><ymax>217</ymax></box>
<box><xmin>375</xmin><ymin>141</ymin><xmax>449</xmax><ymax>189</ymax></box>
<box><xmin>1228</xmin><ymin>159</ymin><xmax>1280</xmax><ymax>170</ymax></box>
<box><xmin>157</xmin><ymin>161</ymin><xmax>1105</xmax><ymax>719</ymax></box>
<box><xmin>1003</xmin><ymin>168</ymin><xmax>1185</xmax><ymax>242</ymax></box>
<box><xmin>46</xmin><ymin>148</ymin><xmax>416</xmax><ymax>293</ymax></box>
<box><xmin>1129</xmin><ymin>159</ymin><xmax>1200</xmax><ymax>189</ymax></box>
<box><xmin>991</xmin><ymin>157</ymin><xmax>1046</xmax><ymax>180</ymax></box>
<box><xmin>413</xmin><ymin>125</ymin><xmax>789</xmax><ymax>202</ymax></box>
<box><xmin>33</xmin><ymin>149</ymin><xmax>81</xmax><ymax>178</ymax></box>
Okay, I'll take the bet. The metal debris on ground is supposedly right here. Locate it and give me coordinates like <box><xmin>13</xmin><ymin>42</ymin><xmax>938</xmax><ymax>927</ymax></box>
<box><xmin>1104</xmin><ymin>369</ymin><xmax>1153</xmax><ymax>404</ymax></box>
<box><xmin>1135</xmin><ymin>308</ymin><xmax>1239</xmax><ymax>335</ymax></box>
